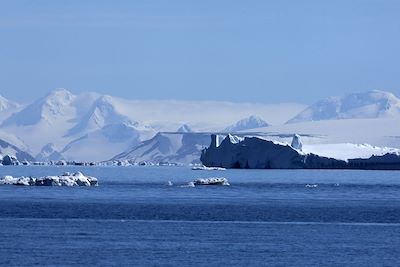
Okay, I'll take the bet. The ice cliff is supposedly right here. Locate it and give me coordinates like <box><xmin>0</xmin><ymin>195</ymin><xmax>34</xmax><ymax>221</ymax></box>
<box><xmin>201</xmin><ymin>134</ymin><xmax>400</xmax><ymax>170</ymax></box>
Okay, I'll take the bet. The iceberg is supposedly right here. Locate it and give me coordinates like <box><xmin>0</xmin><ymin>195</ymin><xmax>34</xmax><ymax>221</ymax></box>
<box><xmin>201</xmin><ymin>134</ymin><xmax>400</xmax><ymax>170</ymax></box>
<box><xmin>0</xmin><ymin>172</ymin><xmax>98</xmax><ymax>186</ymax></box>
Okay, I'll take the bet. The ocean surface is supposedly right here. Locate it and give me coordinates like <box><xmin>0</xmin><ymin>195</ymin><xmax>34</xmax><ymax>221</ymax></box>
<box><xmin>1</xmin><ymin>166</ymin><xmax>400</xmax><ymax>266</ymax></box>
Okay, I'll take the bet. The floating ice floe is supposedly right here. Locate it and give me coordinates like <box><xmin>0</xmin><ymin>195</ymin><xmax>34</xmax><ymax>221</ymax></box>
<box><xmin>191</xmin><ymin>166</ymin><xmax>226</xmax><ymax>171</ymax></box>
<box><xmin>0</xmin><ymin>172</ymin><xmax>98</xmax><ymax>187</ymax></box>
<box><xmin>179</xmin><ymin>177</ymin><xmax>230</xmax><ymax>188</ymax></box>
<box><xmin>180</xmin><ymin>181</ymin><xmax>196</xmax><ymax>188</ymax></box>
<box><xmin>193</xmin><ymin>177</ymin><xmax>230</xmax><ymax>186</ymax></box>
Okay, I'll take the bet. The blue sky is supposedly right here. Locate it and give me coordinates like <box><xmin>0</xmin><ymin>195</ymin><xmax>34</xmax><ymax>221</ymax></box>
<box><xmin>1</xmin><ymin>0</ymin><xmax>399</xmax><ymax>103</ymax></box>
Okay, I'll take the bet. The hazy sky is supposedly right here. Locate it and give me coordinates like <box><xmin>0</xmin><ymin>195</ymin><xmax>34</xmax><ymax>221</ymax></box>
<box><xmin>1</xmin><ymin>0</ymin><xmax>399</xmax><ymax>103</ymax></box>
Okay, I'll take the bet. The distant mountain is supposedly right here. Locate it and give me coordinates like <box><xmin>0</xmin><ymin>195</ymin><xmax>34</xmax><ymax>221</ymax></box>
<box><xmin>111</xmin><ymin>132</ymin><xmax>212</xmax><ymax>165</ymax></box>
<box><xmin>66</xmin><ymin>95</ymin><xmax>130</xmax><ymax>137</ymax></box>
<box><xmin>177</xmin><ymin>124</ymin><xmax>192</xmax><ymax>133</ymax></box>
<box><xmin>223</xmin><ymin>115</ymin><xmax>269</xmax><ymax>132</ymax></box>
<box><xmin>36</xmin><ymin>143</ymin><xmax>64</xmax><ymax>162</ymax></box>
<box><xmin>2</xmin><ymin>88</ymin><xmax>76</xmax><ymax>127</ymax></box>
<box><xmin>11</xmin><ymin>88</ymin><xmax>400</xmax><ymax>162</ymax></box>
<box><xmin>61</xmin><ymin>121</ymin><xmax>156</xmax><ymax>162</ymax></box>
<box><xmin>287</xmin><ymin>90</ymin><xmax>400</xmax><ymax>124</ymax></box>
<box><xmin>0</xmin><ymin>138</ymin><xmax>35</xmax><ymax>162</ymax></box>
<box><xmin>0</xmin><ymin>89</ymin><xmax>102</xmax><ymax>153</ymax></box>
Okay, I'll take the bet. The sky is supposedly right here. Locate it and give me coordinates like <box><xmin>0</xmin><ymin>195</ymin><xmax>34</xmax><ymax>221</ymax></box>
<box><xmin>0</xmin><ymin>0</ymin><xmax>400</xmax><ymax>104</ymax></box>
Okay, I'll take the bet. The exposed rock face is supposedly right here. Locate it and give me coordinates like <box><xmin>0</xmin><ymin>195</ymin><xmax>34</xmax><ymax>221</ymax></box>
<box><xmin>200</xmin><ymin>134</ymin><xmax>400</xmax><ymax>170</ymax></box>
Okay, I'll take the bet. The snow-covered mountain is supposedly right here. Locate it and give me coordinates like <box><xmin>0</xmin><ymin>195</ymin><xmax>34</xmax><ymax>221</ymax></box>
<box><xmin>112</xmin><ymin>132</ymin><xmax>213</xmax><ymax>164</ymax></box>
<box><xmin>0</xmin><ymin>88</ymin><xmax>304</xmax><ymax>161</ymax></box>
<box><xmin>35</xmin><ymin>143</ymin><xmax>64</xmax><ymax>162</ymax></box>
<box><xmin>177</xmin><ymin>124</ymin><xmax>193</xmax><ymax>133</ymax></box>
<box><xmin>287</xmin><ymin>90</ymin><xmax>400</xmax><ymax>124</ymax></box>
<box><xmin>223</xmin><ymin>115</ymin><xmax>269</xmax><ymax>132</ymax></box>
<box><xmin>2</xmin><ymin>88</ymin><xmax>76</xmax><ymax>127</ymax></box>
<box><xmin>66</xmin><ymin>95</ymin><xmax>130</xmax><ymax>136</ymax></box>
<box><xmin>3</xmin><ymin>88</ymin><xmax>399</xmax><ymax>163</ymax></box>
<box><xmin>0</xmin><ymin>89</ymin><xmax>101</xmax><ymax>153</ymax></box>
<box><xmin>61</xmin><ymin>121</ymin><xmax>156</xmax><ymax>161</ymax></box>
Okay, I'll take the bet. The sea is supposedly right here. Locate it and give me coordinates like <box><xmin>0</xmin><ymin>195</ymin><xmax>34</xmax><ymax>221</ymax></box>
<box><xmin>0</xmin><ymin>166</ymin><xmax>400</xmax><ymax>266</ymax></box>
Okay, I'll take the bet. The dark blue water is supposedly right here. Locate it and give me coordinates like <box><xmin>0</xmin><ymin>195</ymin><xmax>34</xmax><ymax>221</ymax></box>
<box><xmin>1</xmin><ymin>166</ymin><xmax>400</xmax><ymax>266</ymax></box>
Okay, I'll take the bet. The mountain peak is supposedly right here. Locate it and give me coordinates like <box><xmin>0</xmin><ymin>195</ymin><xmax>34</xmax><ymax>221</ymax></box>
<box><xmin>65</xmin><ymin>95</ymin><xmax>132</xmax><ymax>136</ymax></box>
<box><xmin>224</xmin><ymin>115</ymin><xmax>269</xmax><ymax>132</ymax></box>
<box><xmin>44</xmin><ymin>88</ymin><xmax>75</xmax><ymax>105</ymax></box>
<box><xmin>177</xmin><ymin>124</ymin><xmax>192</xmax><ymax>133</ymax></box>
<box><xmin>286</xmin><ymin>90</ymin><xmax>400</xmax><ymax>124</ymax></box>
<box><xmin>1</xmin><ymin>89</ymin><xmax>76</xmax><ymax>127</ymax></box>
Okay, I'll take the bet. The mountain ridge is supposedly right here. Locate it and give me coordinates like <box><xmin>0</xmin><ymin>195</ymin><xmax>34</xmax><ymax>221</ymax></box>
<box><xmin>287</xmin><ymin>90</ymin><xmax>400</xmax><ymax>124</ymax></box>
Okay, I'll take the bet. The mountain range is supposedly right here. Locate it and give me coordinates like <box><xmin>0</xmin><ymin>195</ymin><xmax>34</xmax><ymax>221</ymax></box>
<box><xmin>0</xmin><ymin>89</ymin><xmax>399</xmax><ymax>163</ymax></box>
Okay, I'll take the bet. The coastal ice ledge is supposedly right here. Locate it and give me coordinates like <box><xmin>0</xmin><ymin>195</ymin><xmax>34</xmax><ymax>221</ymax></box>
<box><xmin>0</xmin><ymin>172</ymin><xmax>98</xmax><ymax>186</ymax></box>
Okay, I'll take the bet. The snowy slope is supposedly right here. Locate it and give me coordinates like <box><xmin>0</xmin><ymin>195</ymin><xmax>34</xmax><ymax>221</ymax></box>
<box><xmin>35</xmin><ymin>143</ymin><xmax>64</xmax><ymax>162</ymax></box>
<box><xmin>0</xmin><ymin>139</ymin><xmax>35</xmax><ymax>161</ymax></box>
<box><xmin>223</xmin><ymin>115</ymin><xmax>269</xmax><ymax>132</ymax></box>
<box><xmin>66</xmin><ymin>95</ymin><xmax>131</xmax><ymax>136</ymax></box>
<box><xmin>177</xmin><ymin>124</ymin><xmax>193</xmax><ymax>133</ymax></box>
<box><xmin>0</xmin><ymin>89</ymin><xmax>100</xmax><ymax>153</ymax></box>
<box><xmin>61</xmin><ymin>121</ymin><xmax>156</xmax><ymax>162</ymax></box>
<box><xmin>287</xmin><ymin>90</ymin><xmax>400</xmax><ymax>124</ymax></box>
<box><xmin>2</xmin><ymin>88</ymin><xmax>76</xmax><ymax>127</ymax></box>
<box><xmin>112</xmin><ymin>132</ymin><xmax>213</xmax><ymax>164</ymax></box>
